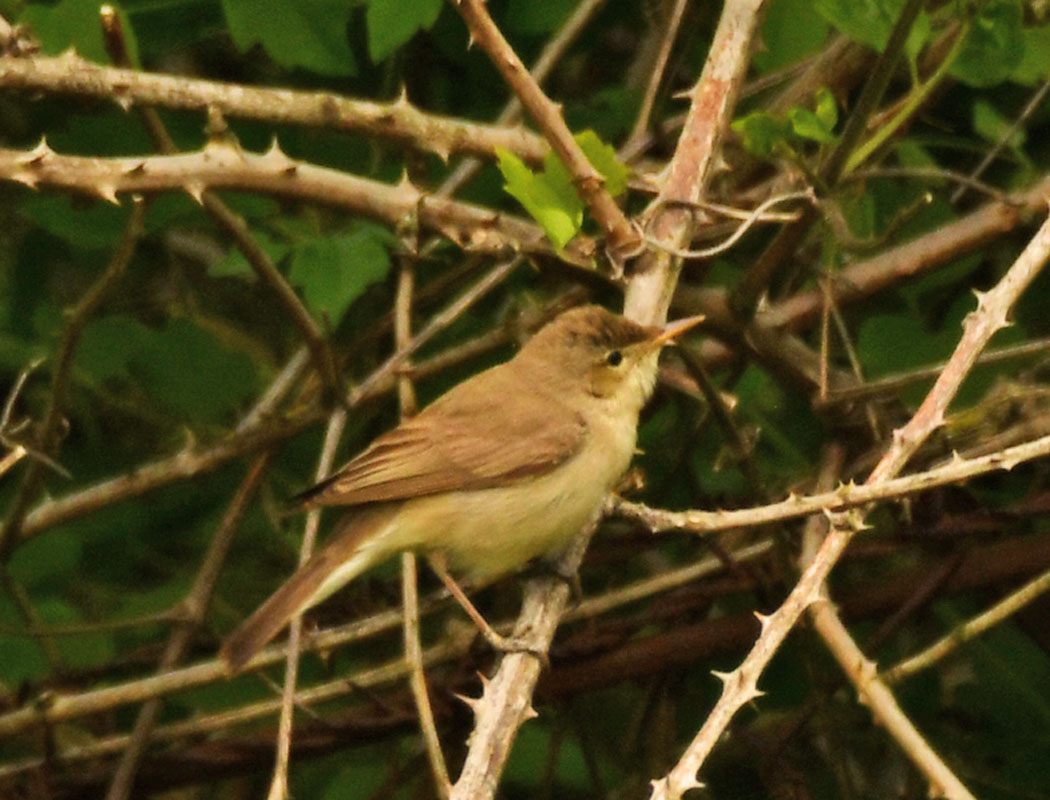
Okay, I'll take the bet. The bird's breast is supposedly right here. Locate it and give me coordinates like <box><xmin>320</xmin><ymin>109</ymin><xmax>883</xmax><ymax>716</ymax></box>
<box><xmin>390</xmin><ymin>408</ymin><xmax>638</xmax><ymax>582</ymax></box>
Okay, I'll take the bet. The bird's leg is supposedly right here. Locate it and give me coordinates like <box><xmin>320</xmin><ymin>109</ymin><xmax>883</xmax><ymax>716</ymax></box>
<box><xmin>427</xmin><ymin>553</ymin><xmax>549</xmax><ymax>666</ymax></box>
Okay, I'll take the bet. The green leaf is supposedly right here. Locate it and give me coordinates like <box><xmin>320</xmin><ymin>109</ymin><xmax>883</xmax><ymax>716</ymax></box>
<box><xmin>904</xmin><ymin>10</ymin><xmax>931</xmax><ymax>77</ymax></box>
<box><xmin>574</xmin><ymin>129</ymin><xmax>630</xmax><ymax>196</ymax></box>
<box><xmin>494</xmin><ymin>129</ymin><xmax>627</xmax><ymax>248</ymax></box>
<box><xmin>950</xmin><ymin>0</ymin><xmax>1024</xmax><ymax>88</ymax></box>
<box><xmin>19</xmin><ymin>195</ymin><xmax>130</xmax><ymax>250</ymax></box>
<box><xmin>1011</xmin><ymin>23</ymin><xmax>1050</xmax><ymax>85</ymax></box>
<box><xmin>37</xmin><ymin>597</ymin><xmax>117</xmax><ymax>666</ymax></box>
<box><xmin>732</xmin><ymin>111</ymin><xmax>792</xmax><ymax>157</ymax></box>
<box><xmin>210</xmin><ymin>230</ymin><xmax>290</xmax><ymax>280</ymax></box>
<box><xmin>754</xmin><ymin>0</ymin><xmax>830</xmax><ymax>72</ymax></box>
<box><xmin>367</xmin><ymin>0</ymin><xmax>443</xmax><ymax>62</ymax></box>
<box><xmin>788</xmin><ymin>107</ymin><xmax>837</xmax><ymax>143</ymax></box>
<box><xmin>75</xmin><ymin>315</ymin><xmax>151</xmax><ymax>382</ymax></box>
<box><xmin>813</xmin><ymin>0</ymin><xmax>904</xmax><ymax>51</ymax></box>
<box><xmin>221</xmin><ymin>0</ymin><xmax>357</xmax><ymax>76</ymax></box>
<box><xmin>21</xmin><ymin>0</ymin><xmax>140</xmax><ymax>65</ymax></box>
<box><xmin>131</xmin><ymin>318</ymin><xmax>261</xmax><ymax>423</ymax></box>
<box><xmin>814</xmin><ymin>87</ymin><xmax>838</xmax><ymax>131</ymax></box>
<box><xmin>894</xmin><ymin>138</ymin><xmax>939</xmax><ymax>170</ymax></box>
<box><xmin>857</xmin><ymin>309</ymin><xmax>963</xmax><ymax>392</ymax></box>
<box><xmin>972</xmin><ymin>99</ymin><xmax>1026</xmax><ymax>152</ymax></box>
<box><xmin>496</xmin><ymin>148</ymin><xmax>582</xmax><ymax>250</ymax></box>
<box><xmin>288</xmin><ymin>227</ymin><xmax>392</xmax><ymax>325</ymax></box>
<box><xmin>505</xmin><ymin>0</ymin><xmax>576</xmax><ymax>35</ymax></box>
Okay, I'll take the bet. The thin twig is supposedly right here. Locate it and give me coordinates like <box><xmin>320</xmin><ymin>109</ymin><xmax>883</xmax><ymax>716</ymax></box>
<box><xmin>267</xmin><ymin>410</ymin><xmax>346</xmax><ymax>800</ymax></box>
<box><xmin>818</xmin><ymin>336</ymin><xmax>1050</xmax><ymax>405</ymax></box>
<box><xmin>642</xmin><ymin>189</ymin><xmax>813</xmax><ymax>260</ymax></box>
<box><xmin>103</xmin><ymin>453</ymin><xmax>273</xmax><ymax>800</ymax></box>
<box><xmin>396</xmin><ymin>254</ymin><xmax>451</xmax><ymax>798</ymax></box>
<box><xmin>626</xmin><ymin>0</ymin><xmax>689</xmax><ymax>151</ymax></box>
<box><xmin>848</xmin><ymin>166</ymin><xmax>1009</xmax><ymax>202</ymax></box>
<box><xmin>0</xmin><ymin>143</ymin><xmax>595</xmax><ymax>267</ymax></box>
<box><xmin>94</xmin><ymin>7</ymin><xmax>347</xmax><ymax>401</ymax></box>
<box><xmin>0</xmin><ymin>53</ymin><xmax>547</xmax><ymax>163</ymax></box>
<box><xmin>440</xmin><ymin>0</ymin><xmax>608</xmax><ymax>198</ymax></box>
<box><xmin>0</xmin><ymin>197</ymin><xmax>145</xmax><ymax>560</ymax></box>
<box><xmin>952</xmin><ymin>77</ymin><xmax>1050</xmax><ymax>204</ymax></box>
<box><xmin>20</xmin><ymin>260</ymin><xmax>522</xmax><ymax>543</ymax></box>
<box><xmin>802</xmin><ymin>448</ymin><xmax>974</xmax><ymax>799</ymax></box>
<box><xmin>883</xmin><ymin>563</ymin><xmax>1050</xmax><ymax>684</ymax></box>
<box><xmin>450</xmin><ymin>0</ymin><xmax>638</xmax><ymax>260</ymax></box>
<box><xmin>651</xmin><ymin>213</ymin><xmax>1050</xmax><ymax>799</ymax></box>
<box><xmin>615</xmin><ymin>429</ymin><xmax>1050</xmax><ymax>535</ymax></box>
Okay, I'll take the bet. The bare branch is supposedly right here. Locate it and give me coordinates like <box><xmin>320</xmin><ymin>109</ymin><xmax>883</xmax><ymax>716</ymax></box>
<box><xmin>0</xmin><ymin>142</ymin><xmax>595</xmax><ymax>266</ymax></box>
<box><xmin>450</xmin><ymin>0</ymin><xmax>639</xmax><ymax>260</ymax></box>
<box><xmin>883</xmin><ymin>563</ymin><xmax>1050</xmax><ymax>684</ymax></box>
<box><xmin>0</xmin><ymin>53</ymin><xmax>548</xmax><ymax>163</ymax></box>
<box><xmin>103</xmin><ymin>453</ymin><xmax>273</xmax><ymax>800</ymax></box>
<box><xmin>802</xmin><ymin>448</ymin><xmax>975</xmax><ymax>800</ymax></box>
<box><xmin>614</xmin><ymin>430</ymin><xmax>1050</xmax><ymax>534</ymax></box>
<box><xmin>653</xmin><ymin>213</ymin><xmax>1050</xmax><ymax>798</ymax></box>
<box><xmin>267</xmin><ymin>412</ymin><xmax>346</xmax><ymax>800</ymax></box>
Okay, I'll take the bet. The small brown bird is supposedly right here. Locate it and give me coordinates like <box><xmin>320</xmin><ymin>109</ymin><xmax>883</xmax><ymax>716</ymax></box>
<box><xmin>220</xmin><ymin>305</ymin><xmax>702</xmax><ymax>672</ymax></box>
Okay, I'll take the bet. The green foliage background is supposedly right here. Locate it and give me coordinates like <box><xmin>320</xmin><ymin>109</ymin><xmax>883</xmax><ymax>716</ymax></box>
<box><xmin>0</xmin><ymin>0</ymin><xmax>1049</xmax><ymax>798</ymax></box>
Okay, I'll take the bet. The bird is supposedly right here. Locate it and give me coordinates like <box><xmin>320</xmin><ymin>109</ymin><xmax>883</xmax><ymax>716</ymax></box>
<box><xmin>220</xmin><ymin>304</ymin><xmax>703</xmax><ymax>672</ymax></box>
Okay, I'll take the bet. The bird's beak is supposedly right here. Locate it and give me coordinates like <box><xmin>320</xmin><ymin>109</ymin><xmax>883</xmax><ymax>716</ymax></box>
<box><xmin>647</xmin><ymin>314</ymin><xmax>705</xmax><ymax>348</ymax></box>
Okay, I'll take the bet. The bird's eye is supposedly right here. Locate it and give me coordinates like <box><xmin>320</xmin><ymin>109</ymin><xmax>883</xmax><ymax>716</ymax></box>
<box><xmin>606</xmin><ymin>350</ymin><xmax>623</xmax><ymax>367</ymax></box>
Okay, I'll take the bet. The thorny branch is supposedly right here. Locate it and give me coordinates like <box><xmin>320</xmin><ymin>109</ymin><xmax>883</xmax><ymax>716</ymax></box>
<box><xmin>449</xmin><ymin>1</ymin><xmax>768</xmax><ymax>797</ymax></box>
<box><xmin>651</xmin><ymin>214</ymin><xmax>1050</xmax><ymax>799</ymax></box>
<box><xmin>0</xmin><ymin>142</ymin><xmax>596</xmax><ymax>267</ymax></box>
<box><xmin>0</xmin><ymin>52</ymin><xmax>548</xmax><ymax>163</ymax></box>
<box><xmin>2</xmin><ymin>2</ymin><xmax>1050</xmax><ymax>797</ymax></box>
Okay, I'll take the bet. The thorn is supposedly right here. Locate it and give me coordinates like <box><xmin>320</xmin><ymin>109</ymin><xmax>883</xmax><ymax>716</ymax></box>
<box><xmin>184</xmin><ymin>182</ymin><xmax>205</xmax><ymax>204</ymax></box>
<box><xmin>753</xmin><ymin>610</ymin><xmax>772</xmax><ymax>630</ymax></box>
<box><xmin>396</xmin><ymin>169</ymin><xmax>417</xmax><ymax>193</ymax></box>
<box><xmin>475</xmin><ymin>670</ymin><xmax>491</xmax><ymax>692</ymax></box>
<box><xmin>453</xmin><ymin>692</ymin><xmax>481</xmax><ymax>713</ymax></box>
<box><xmin>123</xmin><ymin>160</ymin><xmax>147</xmax><ymax>177</ymax></box>
<box><xmin>11</xmin><ymin>172</ymin><xmax>38</xmax><ymax>190</ymax></box>
<box><xmin>710</xmin><ymin>669</ymin><xmax>734</xmax><ymax>686</ymax></box>
<box><xmin>263</xmin><ymin>138</ymin><xmax>295</xmax><ymax>172</ymax></box>
<box><xmin>21</xmin><ymin>137</ymin><xmax>53</xmax><ymax>166</ymax></box>
<box><xmin>179</xmin><ymin>427</ymin><xmax>198</xmax><ymax>454</ymax></box>
<box><xmin>521</xmin><ymin>704</ymin><xmax>539</xmax><ymax>721</ymax></box>
<box><xmin>394</xmin><ymin>84</ymin><xmax>410</xmax><ymax>107</ymax></box>
<box><xmin>95</xmin><ymin>183</ymin><xmax>120</xmax><ymax>204</ymax></box>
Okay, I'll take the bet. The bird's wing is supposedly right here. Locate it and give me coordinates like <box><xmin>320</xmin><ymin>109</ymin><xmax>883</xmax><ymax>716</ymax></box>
<box><xmin>299</xmin><ymin>364</ymin><xmax>586</xmax><ymax>507</ymax></box>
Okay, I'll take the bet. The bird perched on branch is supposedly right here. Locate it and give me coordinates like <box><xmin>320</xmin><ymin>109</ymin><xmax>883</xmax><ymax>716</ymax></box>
<box><xmin>221</xmin><ymin>304</ymin><xmax>703</xmax><ymax>672</ymax></box>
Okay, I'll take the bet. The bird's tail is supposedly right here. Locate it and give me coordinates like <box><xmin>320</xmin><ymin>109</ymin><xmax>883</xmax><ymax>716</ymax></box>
<box><xmin>220</xmin><ymin>509</ymin><xmax>394</xmax><ymax>673</ymax></box>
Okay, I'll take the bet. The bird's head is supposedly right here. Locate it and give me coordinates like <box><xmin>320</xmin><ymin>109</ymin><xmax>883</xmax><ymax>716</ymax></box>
<box><xmin>519</xmin><ymin>305</ymin><xmax>704</xmax><ymax>411</ymax></box>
